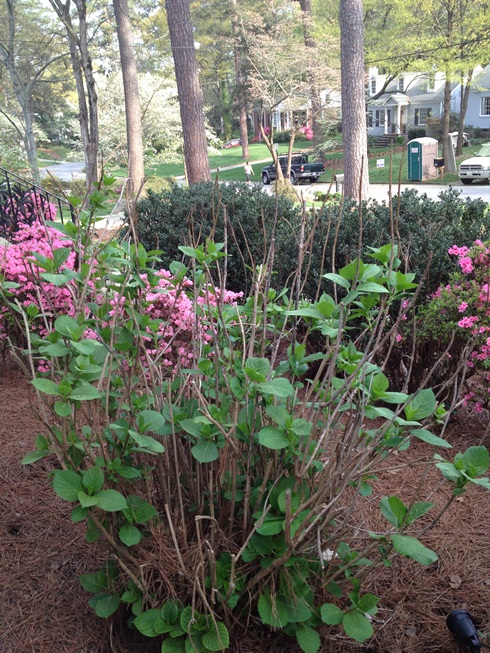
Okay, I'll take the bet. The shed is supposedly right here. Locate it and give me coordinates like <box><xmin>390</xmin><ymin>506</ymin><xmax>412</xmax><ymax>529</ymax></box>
<box><xmin>407</xmin><ymin>137</ymin><xmax>439</xmax><ymax>181</ymax></box>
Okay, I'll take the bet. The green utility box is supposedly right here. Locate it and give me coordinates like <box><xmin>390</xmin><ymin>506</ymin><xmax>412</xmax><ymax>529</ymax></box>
<box><xmin>407</xmin><ymin>137</ymin><xmax>439</xmax><ymax>181</ymax></box>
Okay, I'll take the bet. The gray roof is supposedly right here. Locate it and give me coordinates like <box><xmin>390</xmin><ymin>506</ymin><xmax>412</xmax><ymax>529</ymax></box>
<box><xmin>472</xmin><ymin>64</ymin><xmax>490</xmax><ymax>92</ymax></box>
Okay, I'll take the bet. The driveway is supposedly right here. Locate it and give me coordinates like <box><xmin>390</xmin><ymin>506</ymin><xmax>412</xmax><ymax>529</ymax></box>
<box><xmin>40</xmin><ymin>161</ymin><xmax>85</xmax><ymax>181</ymax></box>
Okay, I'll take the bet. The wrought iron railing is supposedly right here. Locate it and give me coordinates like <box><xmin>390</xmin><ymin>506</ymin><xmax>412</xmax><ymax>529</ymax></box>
<box><xmin>0</xmin><ymin>167</ymin><xmax>75</xmax><ymax>240</ymax></box>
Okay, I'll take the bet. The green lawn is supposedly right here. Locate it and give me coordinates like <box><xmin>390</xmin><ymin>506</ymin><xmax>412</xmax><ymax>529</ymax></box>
<box><xmin>128</xmin><ymin>139</ymin><xmax>482</xmax><ymax>186</ymax></box>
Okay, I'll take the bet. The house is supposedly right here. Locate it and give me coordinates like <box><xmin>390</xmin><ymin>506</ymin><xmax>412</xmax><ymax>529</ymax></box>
<box><xmin>366</xmin><ymin>67</ymin><xmax>458</xmax><ymax>137</ymax></box>
<box><xmin>451</xmin><ymin>64</ymin><xmax>490</xmax><ymax>134</ymax></box>
<box><xmin>251</xmin><ymin>88</ymin><xmax>341</xmax><ymax>138</ymax></box>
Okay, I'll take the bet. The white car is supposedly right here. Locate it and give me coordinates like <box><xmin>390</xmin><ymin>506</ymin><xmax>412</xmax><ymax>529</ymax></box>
<box><xmin>458</xmin><ymin>143</ymin><xmax>490</xmax><ymax>184</ymax></box>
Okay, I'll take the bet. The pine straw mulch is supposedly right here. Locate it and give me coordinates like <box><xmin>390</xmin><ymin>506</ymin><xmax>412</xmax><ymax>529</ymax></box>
<box><xmin>1</xmin><ymin>354</ymin><xmax>490</xmax><ymax>653</ymax></box>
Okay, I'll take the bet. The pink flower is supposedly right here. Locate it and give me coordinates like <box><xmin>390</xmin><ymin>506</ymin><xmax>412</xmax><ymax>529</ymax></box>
<box><xmin>459</xmin><ymin>257</ymin><xmax>474</xmax><ymax>274</ymax></box>
<box><xmin>458</xmin><ymin>315</ymin><xmax>479</xmax><ymax>328</ymax></box>
<box><xmin>458</xmin><ymin>302</ymin><xmax>468</xmax><ymax>313</ymax></box>
<box><xmin>395</xmin><ymin>333</ymin><xmax>402</xmax><ymax>343</ymax></box>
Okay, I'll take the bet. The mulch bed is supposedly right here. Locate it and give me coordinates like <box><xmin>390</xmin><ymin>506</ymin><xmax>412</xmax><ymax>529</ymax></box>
<box><xmin>1</xmin><ymin>355</ymin><xmax>490</xmax><ymax>653</ymax></box>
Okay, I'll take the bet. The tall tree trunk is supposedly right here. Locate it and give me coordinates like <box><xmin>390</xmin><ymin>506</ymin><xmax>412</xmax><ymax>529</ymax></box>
<box><xmin>456</xmin><ymin>69</ymin><xmax>473</xmax><ymax>156</ymax></box>
<box><xmin>113</xmin><ymin>0</ymin><xmax>145</xmax><ymax>199</ymax></box>
<box><xmin>0</xmin><ymin>0</ymin><xmax>40</xmax><ymax>183</ymax></box>
<box><xmin>231</xmin><ymin>0</ymin><xmax>249</xmax><ymax>160</ymax></box>
<box><xmin>442</xmin><ymin>78</ymin><xmax>452</xmax><ymax>164</ymax></box>
<box><xmin>48</xmin><ymin>0</ymin><xmax>99</xmax><ymax>195</ymax></box>
<box><xmin>297</xmin><ymin>0</ymin><xmax>322</xmax><ymax>141</ymax></box>
<box><xmin>441</xmin><ymin>9</ymin><xmax>453</xmax><ymax>165</ymax></box>
<box><xmin>340</xmin><ymin>0</ymin><xmax>369</xmax><ymax>201</ymax></box>
<box><xmin>166</xmin><ymin>0</ymin><xmax>210</xmax><ymax>185</ymax></box>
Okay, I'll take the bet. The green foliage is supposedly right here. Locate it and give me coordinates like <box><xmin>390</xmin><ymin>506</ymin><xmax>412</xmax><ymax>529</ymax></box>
<box><xmin>135</xmin><ymin>181</ymin><xmax>301</xmax><ymax>295</ymax></box>
<box><xmin>4</xmin><ymin>187</ymin><xmax>490</xmax><ymax>652</ymax></box>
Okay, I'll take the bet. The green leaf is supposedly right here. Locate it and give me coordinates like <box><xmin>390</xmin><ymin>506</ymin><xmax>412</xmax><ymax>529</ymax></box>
<box><xmin>463</xmin><ymin>446</ymin><xmax>489</xmax><ymax>476</ymax></box>
<box><xmin>89</xmin><ymin>593</ymin><xmax>120</xmax><ymax>618</ymax></box>
<box><xmin>53</xmin><ymin>469</ymin><xmax>83</xmax><ymax>502</ymax></box>
<box><xmin>137</xmin><ymin>410</ymin><xmax>166</xmax><ymax>433</ymax></box>
<box><xmin>257</xmin><ymin>594</ymin><xmax>290</xmax><ymax>628</ymax></box>
<box><xmin>404</xmin><ymin>389</ymin><xmax>436</xmax><ymax>421</ymax></box>
<box><xmin>356</xmin><ymin>281</ymin><xmax>388</xmax><ymax>293</ymax></box>
<box><xmin>370</xmin><ymin>373</ymin><xmax>389</xmax><ymax>396</ymax></box>
<box><xmin>80</xmin><ymin>572</ymin><xmax>106</xmax><ymax>593</ymax></box>
<box><xmin>357</xmin><ymin>594</ymin><xmax>379</xmax><ymax>614</ymax></box>
<box><xmin>21</xmin><ymin>449</ymin><xmax>48</xmax><ymax>464</ymax></box>
<box><xmin>435</xmin><ymin>461</ymin><xmax>460</xmax><ymax>483</ymax></box>
<box><xmin>191</xmin><ymin>441</ymin><xmax>219</xmax><ymax>463</ymax></box>
<box><xmin>54</xmin><ymin>401</ymin><xmax>72</xmax><ymax>417</ymax></box>
<box><xmin>295</xmin><ymin>624</ymin><xmax>321</xmax><ymax>653</ymax></box>
<box><xmin>380</xmin><ymin>496</ymin><xmax>406</xmax><ymax>528</ymax></box>
<box><xmin>257</xmin><ymin>426</ymin><xmax>290</xmax><ymax>450</ymax></box>
<box><xmin>119</xmin><ymin>523</ymin><xmax>142</xmax><ymax>547</ymax></box>
<box><xmin>54</xmin><ymin>315</ymin><xmax>84</xmax><ymax>341</ymax></box>
<box><xmin>83</xmin><ymin>465</ymin><xmax>105</xmax><ymax>494</ymax></box>
<box><xmin>406</xmin><ymin>501</ymin><xmax>433</xmax><ymax>525</ymax></box>
<box><xmin>162</xmin><ymin>638</ymin><xmax>186</xmax><ymax>653</ymax></box>
<box><xmin>202</xmin><ymin>622</ymin><xmax>230</xmax><ymax>651</ymax></box>
<box><xmin>244</xmin><ymin>357</ymin><xmax>270</xmax><ymax>382</ymax></box>
<box><xmin>127</xmin><ymin>495</ymin><xmax>159</xmax><ymax>523</ymax></box>
<box><xmin>69</xmin><ymin>383</ymin><xmax>102</xmax><ymax>401</ymax></box>
<box><xmin>31</xmin><ymin>378</ymin><xmax>60</xmax><ymax>396</ymax></box>
<box><xmin>322</xmin><ymin>272</ymin><xmax>351</xmax><ymax>289</ymax></box>
<box><xmin>256</xmin><ymin>378</ymin><xmax>295</xmax><ymax>397</ymax></box>
<box><xmin>343</xmin><ymin>610</ymin><xmax>374</xmax><ymax>642</ymax></box>
<box><xmin>411</xmin><ymin>429</ymin><xmax>452</xmax><ymax>448</ymax></box>
<box><xmin>391</xmin><ymin>534</ymin><xmax>438</xmax><ymax>565</ymax></box>
<box><xmin>161</xmin><ymin>600</ymin><xmax>180</xmax><ymax>624</ymax></box>
<box><xmin>78</xmin><ymin>491</ymin><xmax>99</xmax><ymax>508</ymax></box>
<box><xmin>256</xmin><ymin>516</ymin><xmax>284</xmax><ymax>535</ymax></box>
<box><xmin>320</xmin><ymin>603</ymin><xmax>344</xmax><ymax>625</ymax></box>
<box><xmin>134</xmin><ymin>609</ymin><xmax>167</xmax><ymax>637</ymax></box>
<box><xmin>95</xmin><ymin>489</ymin><xmax>128</xmax><ymax>512</ymax></box>
<box><xmin>71</xmin><ymin>506</ymin><xmax>89</xmax><ymax>522</ymax></box>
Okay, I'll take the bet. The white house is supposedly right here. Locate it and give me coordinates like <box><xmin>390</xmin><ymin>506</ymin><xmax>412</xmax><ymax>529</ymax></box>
<box><xmin>366</xmin><ymin>67</ymin><xmax>458</xmax><ymax>136</ymax></box>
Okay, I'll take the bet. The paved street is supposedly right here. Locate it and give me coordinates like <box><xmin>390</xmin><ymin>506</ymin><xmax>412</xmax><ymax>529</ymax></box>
<box><xmin>289</xmin><ymin>180</ymin><xmax>489</xmax><ymax>203</ymax></box>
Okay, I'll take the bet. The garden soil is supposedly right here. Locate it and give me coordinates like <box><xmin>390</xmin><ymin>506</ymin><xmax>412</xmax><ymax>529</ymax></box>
<box><xmin>1</xmin><ymin>356</ymin><xmax>490</xmax><ymax>653</ymax></box>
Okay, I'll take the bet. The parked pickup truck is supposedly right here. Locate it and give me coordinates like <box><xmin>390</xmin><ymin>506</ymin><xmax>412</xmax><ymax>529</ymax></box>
<box><xmin>261</xmin><ymin>152</ymin><xmax>325</xmax><ymax>185</ymax></box>
<box><xmin>458</xmin><ymin>142</ymin><xmax>490</xmax><ymax>184</ymax></box>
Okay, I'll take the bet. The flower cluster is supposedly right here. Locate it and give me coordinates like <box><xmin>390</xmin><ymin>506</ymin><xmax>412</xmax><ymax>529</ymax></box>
<box><xmin>299</xmin><ymin>125</ymin><xmax>314</xmax><ymax>141</ymax></box>
<box><xmin>426</xmin><ymin>241</ymin><xmax>490</xmax><ymax>412</ymax></box>
<box><xmin>0</xmin><ymin>207</ymin><xmax>242</xmax><ymax>376</ymax></box>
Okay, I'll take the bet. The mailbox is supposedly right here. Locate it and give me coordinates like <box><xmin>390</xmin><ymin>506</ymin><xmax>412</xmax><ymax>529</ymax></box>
<box><xmin>434</xmin><ymin>158</ymin><xmax>444</xmax><ymax>168</ymax></box>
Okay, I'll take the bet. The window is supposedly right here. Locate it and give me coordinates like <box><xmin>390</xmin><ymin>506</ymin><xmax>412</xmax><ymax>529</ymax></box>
<box><xmin>367</xmin><ymin>111</ymin><xmax>373</xmax><ymax>127</ymax></box>
<box><xmin>427</xmin><ymin>72</ymin><xmax>435</xmax><ymax>92</ymax></box>
<box><xmin>398</xmin><ymin>76</ymin><xmax>404</xmax><ymax>92</ymax></box>
<box><xmin>481</xmin><ymin>97</ymin><xmax>490</xmax><ymax>116</ymax></box>
<box><xmin>414</xmin><ymin>108</ymin><xmax>432</xmax><ymax>126</ymax></box>
<box><xmin>375</xmin><ymin>110</ymin><xmax>385</xmax><ymax>127</ymax></box>
<box><xmin>370</xmin><ymin>78</ymin><xmax>376</xmax><ymax>95</ymax></box>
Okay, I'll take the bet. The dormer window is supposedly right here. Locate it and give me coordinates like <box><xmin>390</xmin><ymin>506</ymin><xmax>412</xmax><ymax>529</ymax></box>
<box><xmin>398</xmin><ymin>76</ymin><xmax>404</xmax><ymax>92</ymax></box>
<box><xmin>370</xmin><ymin>78</ymin><xmax>376</xmax><ymax>95</ymax></box>
<box><xmin>427</xmin><ymin>71</ymin><xmax>435</xmax><ymax>92</ymax></box>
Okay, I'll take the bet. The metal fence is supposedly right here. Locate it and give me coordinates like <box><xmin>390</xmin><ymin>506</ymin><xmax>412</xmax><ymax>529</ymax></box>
<box><xmin>0</xmin><ymin>168</ymin><xmax>75</xmax><ymax>240</ymax></box>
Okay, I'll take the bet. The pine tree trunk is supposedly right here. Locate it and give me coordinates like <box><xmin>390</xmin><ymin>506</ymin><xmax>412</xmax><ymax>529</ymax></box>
<box><xmin>231</xmin><ymin>0</ymin><xmax>249</xmax><ymax>160</ymax></box>
<box><xmin>339</xmin><ymin>0</ymin><xmax>369</xmax><ymax>201</ymax></box>
<box><xmin>113</xmin><ymin>0</ymin><xmax>145</xmax><ymax>199</ymax></box>
<box><xmin>166</xmin><ymin>0</ymin><xmax>210</xmax><ymax>185</ymax></box>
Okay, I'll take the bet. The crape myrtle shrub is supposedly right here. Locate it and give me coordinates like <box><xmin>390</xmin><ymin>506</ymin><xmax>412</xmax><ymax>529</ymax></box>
<box><xmin>135</xmin><ymin>182</ymin><xmax>302</xmax><ymax>295</ymax></box>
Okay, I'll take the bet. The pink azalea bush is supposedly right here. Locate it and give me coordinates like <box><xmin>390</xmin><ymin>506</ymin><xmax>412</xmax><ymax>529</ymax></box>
<box><xmin>421</xmin><ymin>240</ymin><xmax>490</xmax><ymax>412</ymax></box>
<box><xmin>0</xmin><ymin>209</ymin><xmax>242</xmax><ymax>375</ymax></box>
